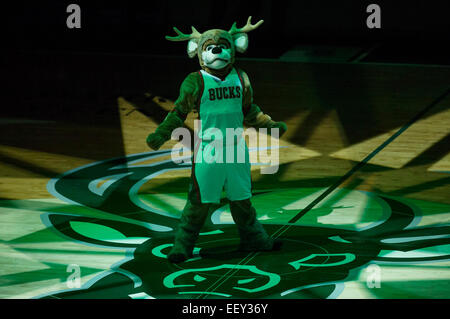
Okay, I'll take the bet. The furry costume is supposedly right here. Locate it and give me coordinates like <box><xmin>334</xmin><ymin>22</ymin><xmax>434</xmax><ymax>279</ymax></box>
<box><xmin>147</xmin><ymin>17</ymin><xmax>287</xmax><ymax>263</ymax></box>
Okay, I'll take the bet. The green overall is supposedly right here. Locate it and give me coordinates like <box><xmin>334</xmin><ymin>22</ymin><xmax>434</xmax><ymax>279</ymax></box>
<box><xmin>193</xmin><ymin>68</ymin><xmax>252</xmax><ymax>203</ymax></box>
<box><xmin>166</xmin><ymin>68</ymin><xmax>275</xmax><ymax>262</ymax></box>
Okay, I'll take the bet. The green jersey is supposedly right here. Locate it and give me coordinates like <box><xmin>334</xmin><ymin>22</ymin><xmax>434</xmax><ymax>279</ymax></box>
<box><xmin>174</xmin><ymin>67</ymin><xmax>254</xmax><ymax>203</ymax></box>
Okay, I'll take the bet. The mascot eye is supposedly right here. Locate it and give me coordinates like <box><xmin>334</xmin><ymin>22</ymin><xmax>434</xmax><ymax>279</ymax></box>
<box><xmin>206</xmin><ymin>45</ymin><xmax>214</xmax><ymax>51</ymax></box>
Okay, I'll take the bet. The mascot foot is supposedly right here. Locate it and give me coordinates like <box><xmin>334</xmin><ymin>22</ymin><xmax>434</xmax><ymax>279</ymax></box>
<box><xmin>238</xmin><ymin>238</ymin><xmax>283</xmax><ymax>252</ymax></box>
<box><xmin>167</xmin><ymin>245</ymin><xmax>193</xmax><ymax>263</ymax></box>
<box><xmin>167</xmin><ymin>252</ymin><xmax>188</xmax><ymax>263</ymax></box>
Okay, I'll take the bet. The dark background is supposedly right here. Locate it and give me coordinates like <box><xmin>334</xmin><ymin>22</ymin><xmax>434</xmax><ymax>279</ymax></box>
<box><xmin>1</xmin><ymin>0</ymin><xmax>449</xmax><ymax>164</ymax></box>
<box><xmin>5</xmin><ymin>0</ymin><xmax>450</xmax><ymax>62</ymax></box>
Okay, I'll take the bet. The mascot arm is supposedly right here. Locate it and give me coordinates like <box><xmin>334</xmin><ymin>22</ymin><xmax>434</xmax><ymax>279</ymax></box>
<box><xmin>240</xmin><ymin>69</ymin><xmax>287</xmax><ymax>137</ymax></box>
<box><xmin>147</xmin><ymin>72</ymin><xmax>201</xmax><ymax>150</ymax></box>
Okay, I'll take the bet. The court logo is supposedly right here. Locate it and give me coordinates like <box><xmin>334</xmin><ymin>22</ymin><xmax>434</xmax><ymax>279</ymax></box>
<box><xmin>37</xmin><ymin>150</ymin><xmax>450</xmax><ymax>299</ymax></box>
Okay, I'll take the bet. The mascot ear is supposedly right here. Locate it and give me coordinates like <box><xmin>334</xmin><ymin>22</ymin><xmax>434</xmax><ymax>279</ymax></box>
<box><xmin>187</xmin><ymin>39</ymin><xmax>199</xmax><ymax>58</ymax></box>
<box><xmin>233</xmin><ymin>33</ymin><xmax>249</xmax><ymax>53</ymax></box>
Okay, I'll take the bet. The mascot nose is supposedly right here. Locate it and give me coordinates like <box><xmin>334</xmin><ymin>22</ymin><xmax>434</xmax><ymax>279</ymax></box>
<box><xmin>212</xmin><ymin>46</ymin><xmax>222</xmax><ymax>54</ymax></box>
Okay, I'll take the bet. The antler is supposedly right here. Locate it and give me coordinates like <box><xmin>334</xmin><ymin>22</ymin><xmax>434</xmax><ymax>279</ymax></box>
<box><xmin>229</xmin><ymin>16</ymin><xmax>264</xmax><ymax>35</ymax></box>
<box><xmin>165</xmin><ymin>26</ymin><xmax>202</xmax><ymax>41</ymax></box>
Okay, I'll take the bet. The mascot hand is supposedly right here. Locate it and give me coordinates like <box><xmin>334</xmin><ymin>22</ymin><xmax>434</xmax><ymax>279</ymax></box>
<box><xmin>271</xmin><ymin>121</ymin><xmax>287</xmax><ymax>137</ymax></box>
<box><xmin>146</xmin><ymin>133</ymin><xmax>167</xmax><ymax>150</ymax></box>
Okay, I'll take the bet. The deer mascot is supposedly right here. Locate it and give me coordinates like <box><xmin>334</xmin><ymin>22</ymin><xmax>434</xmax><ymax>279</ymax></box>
<box><xmin>146</xmin><ymin>17</ymin><xmax>287</xmax><ymax>263</ymax></box>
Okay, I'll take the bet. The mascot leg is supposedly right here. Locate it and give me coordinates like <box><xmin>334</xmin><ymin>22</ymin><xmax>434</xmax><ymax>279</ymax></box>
<box><xmin>168</xmin><ymin>199</ymin><xmax>210</xmax><ymax>263</ymax></box>
<box><xmin>229</xmin><ymin>199</ymin><xmax>282</xmax><ymax>251</ymax></box>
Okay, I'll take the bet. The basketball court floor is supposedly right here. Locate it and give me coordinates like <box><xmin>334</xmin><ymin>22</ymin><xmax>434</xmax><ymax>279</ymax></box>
<box><xmin>1</xmin><ymin>51</ymin><xmax>449</xmax><ymax>299</ymax></box>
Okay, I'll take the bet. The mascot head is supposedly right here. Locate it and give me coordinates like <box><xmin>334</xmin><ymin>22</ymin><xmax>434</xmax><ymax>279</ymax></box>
<box><xmin>166</xmin><ymin>16</ymin><xmax>264</xmax><ymax>78</ymax></box>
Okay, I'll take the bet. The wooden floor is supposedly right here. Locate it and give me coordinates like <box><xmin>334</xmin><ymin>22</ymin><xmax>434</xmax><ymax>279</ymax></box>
<box><xmin>0</xmin><ymin>52</ymin><xmax>449</xmax><ymax>299</ymax></box>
